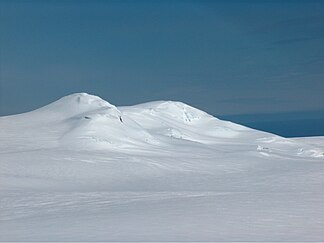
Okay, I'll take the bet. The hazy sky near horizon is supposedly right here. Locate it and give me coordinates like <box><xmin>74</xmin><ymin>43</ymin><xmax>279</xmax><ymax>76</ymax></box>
<box><xmin>1</xmin><ymin>0</ymin><xmax>324</xmax><ymax>117</ymax></box>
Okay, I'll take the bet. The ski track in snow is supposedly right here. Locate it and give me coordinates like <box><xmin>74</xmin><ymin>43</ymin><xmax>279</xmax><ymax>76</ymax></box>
<box><xmin>0</xmin><ymin>93</ymin><xmax>323</xmax><ymax>241</ymax></box>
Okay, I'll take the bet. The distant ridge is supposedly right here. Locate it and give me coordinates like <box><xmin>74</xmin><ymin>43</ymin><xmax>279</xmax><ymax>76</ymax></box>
<box><xmin>1</xmin><ymin>92</ymin><xmax>322</xmax><ymax>158</ymax></box>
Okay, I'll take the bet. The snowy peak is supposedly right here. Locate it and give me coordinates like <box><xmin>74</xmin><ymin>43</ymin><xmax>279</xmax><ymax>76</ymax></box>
<box><xmin>59</xmin><ymin>92</ymin><xmax>113</xmax><ymax>107</ymax></box>
<box><xmin>120</xmin><ymin>99</ymin><xmax>254</xmax><ymax>142</ymax></box>
<box><xmin>41</xmin><ymin>93</ymin><xmax>158</xmax><ymax>148</ymax></box>
<box><xmin>123</xmin><ymin>100</ymin><xmax>213</xmax><ymax>124</ymax></box>
<box><xmin>34</xmin><ymin>93</ymin><xmax>118</xmax><ymax>119</ymax></box>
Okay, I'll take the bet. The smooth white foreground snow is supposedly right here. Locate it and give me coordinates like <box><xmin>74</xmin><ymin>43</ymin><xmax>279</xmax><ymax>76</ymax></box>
<box><xmin>0</xmin><ymin>93</ymin><xmax>323</xmax><ymax>241</ymax></box>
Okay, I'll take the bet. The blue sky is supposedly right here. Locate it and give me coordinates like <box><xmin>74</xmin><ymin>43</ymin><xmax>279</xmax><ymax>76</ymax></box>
<box><xmin>1</xmin><ymin>0</ymin><xmax>324</xmax><ymax>135</ymax></box>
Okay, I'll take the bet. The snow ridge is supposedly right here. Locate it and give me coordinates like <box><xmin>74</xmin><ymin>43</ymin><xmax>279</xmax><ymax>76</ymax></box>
<box><xmin>1</xmin><ymin>92</ymin><xmax>323</xmax><ymax>156</ymax></box>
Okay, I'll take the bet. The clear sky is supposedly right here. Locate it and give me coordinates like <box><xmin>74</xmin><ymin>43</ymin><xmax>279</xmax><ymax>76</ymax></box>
<box><xmin>1</xmin><ymin>0</ymin><xmax>324</xmax><ymax>135</ymax></box>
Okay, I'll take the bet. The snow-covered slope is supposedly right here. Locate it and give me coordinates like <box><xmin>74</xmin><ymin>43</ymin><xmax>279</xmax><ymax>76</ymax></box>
<box><xmin>0</xmin><ymin>93</ymin><xmax>323</xmax><ymax>241</ymax></box>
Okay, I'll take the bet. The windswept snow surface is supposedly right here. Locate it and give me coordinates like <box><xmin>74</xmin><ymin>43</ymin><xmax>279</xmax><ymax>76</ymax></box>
<box><xmin>0</xmin><ymin>93</ymin><xmax>323</xmax><ymax>241</ymax></box>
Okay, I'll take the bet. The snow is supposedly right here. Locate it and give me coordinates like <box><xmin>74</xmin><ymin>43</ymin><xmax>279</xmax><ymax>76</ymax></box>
<box><xmin>0</xmin><ymin>92</ymin><xmax>323</xmax><ymax>241</ymax></box>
